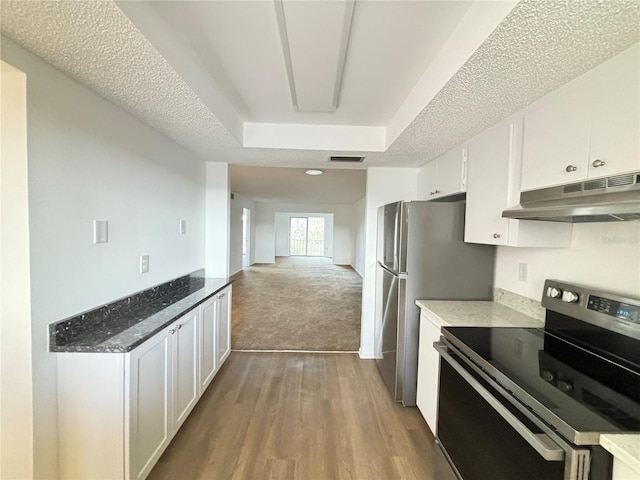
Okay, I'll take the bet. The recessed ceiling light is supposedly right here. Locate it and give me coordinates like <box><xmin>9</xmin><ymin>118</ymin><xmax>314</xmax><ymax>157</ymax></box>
<box><xmin>305</xmin><ymin>169</ymin><xmax>324</xmax><ymax>176</ymax></box>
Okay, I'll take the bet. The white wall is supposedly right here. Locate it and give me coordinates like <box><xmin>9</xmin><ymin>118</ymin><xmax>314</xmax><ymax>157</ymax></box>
<box><xmin>274</xmin><ymin>212</ymin><xmax>334</xmax><ymax>257</ymax></box>
<box><xmin>360</xmin><ymin>168</ymin><xmax>419</xmax><ymax>359</ymax></box>
<box><xmin>205</xmin><ymin>162</ymin><xmax>230</xmax><ymax>277</ymax></box>
<box><xmin>351</xmin><ymin>196</ymin><xmax>366</xmax><ymax>276</ymax></box>
<box><xmin>229</xmin><ymin>193</ymin><xmax>256</xmax><ymax>275</ymax></box>
<box><xmin>0</xmin><ymin>61</ymin><xmax>33</xmax><ymax>479</ymax></box>
<box><xmin>254</xmin><ymin>202</ymin><xmax>356</xmax><ymax>265</ymax></box>
<box><xmin>496</xmin><ymin>222</ymin><xmax>640</xmax><ymax>300</ymax></box>
<box><xmin>1</xmin><ymin>37</ymin><xmax>207</xmax><ymax>478</ymax></box>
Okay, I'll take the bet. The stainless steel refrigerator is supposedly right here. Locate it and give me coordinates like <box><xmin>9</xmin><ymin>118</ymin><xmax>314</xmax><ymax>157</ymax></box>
<box><xmin>375</xmin><ymin>200</ymin><xmax>495</xmax><ymax>406</ymax></box>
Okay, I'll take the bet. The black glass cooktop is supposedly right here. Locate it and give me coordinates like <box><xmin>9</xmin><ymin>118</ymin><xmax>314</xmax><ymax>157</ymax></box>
<box><xmin>442</xmin><ymin>325</ymin><xmax>640</xmax><ymax>440</ymax></box>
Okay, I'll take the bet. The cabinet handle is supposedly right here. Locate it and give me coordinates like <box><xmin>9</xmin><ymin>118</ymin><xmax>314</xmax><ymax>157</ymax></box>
<box><xmin>592</xmin><ymin>159</ymin><xmax>606</xmax><ymax>168</ymax></box>
<box><xmin>168</xmin><ymin>324</ymin><xmax>182</xmax><ymax>335</ymax></box>
<box><xmin>565</xmin><ymin>165</ymin><xmax>577</xmax><ymax>172</ymax></box>
<box><xmin>493</xmin><ymin>233</ymin><xmax>501</xmax><ymax>239</ymax></box>
<box><xmin>217</xmin><ymin>294</ymin><xmax>225</xmax><ymax>299</ymax></box>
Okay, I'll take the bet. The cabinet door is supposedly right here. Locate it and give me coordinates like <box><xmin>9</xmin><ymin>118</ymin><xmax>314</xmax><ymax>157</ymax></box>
<box><xmin>436</xmin><ymin>146</ymin><xmax>467</xmax><ymax>198</ymax></box>
<box><xmin>216</xmin><ymin>288</ymin><xmax>232</xmax><ymax>368</ymax></box>
<box><xmin>521</xmin><ymin>91</ymin><xmax>591</xmax><ymax>190</ymax></box>
<box><xmin>127</xmin><ymin>330</ymin><xmax>172</xmax><ymax>480</ymax></box>
<box><xmin>464</xmin><ymin>123</ymin><xmax>511</xmax><ymax>245</ymax></box>
<box><xmin>417</xmin><ymin>160</ymin><xmax>438</xmax><ymax>200</ymax></box>
<box><xmin>199</xmin><ymin>296</ymin><xmax>218</xmax><ymax>391</ymax></box>
<box><xmin>588</xmin><ymin>47</ymin><xmax>640</xmax><ymax>179</ymax></box>
<box><xmin>172</xmin><ymin>310</ymin><xmax>199</xmax><ymax>429</ymax></box>
<box><xmin>416</xmin><ymin>313</ymin><xmax>441</xmax><ymax>435</ymax></box>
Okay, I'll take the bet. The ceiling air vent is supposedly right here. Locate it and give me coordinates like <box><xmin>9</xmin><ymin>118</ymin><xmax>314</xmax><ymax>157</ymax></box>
<box><xmin>329</xmin><ymin>156</ymin><xmax>365</xmax><ymax>163</ymax></box>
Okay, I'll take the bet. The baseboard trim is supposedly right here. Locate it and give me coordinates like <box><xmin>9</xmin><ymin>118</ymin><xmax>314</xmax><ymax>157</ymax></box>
<box><xmin>358</xmin><ymin>349</ymin><xmax>376</xmax><ymax>359</ymax></box>
<box><xmin>231</xmin><ymin>349</ymin><xmax>359</xmax><ymax>354</ymax></box>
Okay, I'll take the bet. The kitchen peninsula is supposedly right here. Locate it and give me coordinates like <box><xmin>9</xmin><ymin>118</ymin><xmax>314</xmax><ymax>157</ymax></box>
<box><xmin>50</xmin><ymin>270</ymin><xmax>232</xmax><ymax>480</ymax></box>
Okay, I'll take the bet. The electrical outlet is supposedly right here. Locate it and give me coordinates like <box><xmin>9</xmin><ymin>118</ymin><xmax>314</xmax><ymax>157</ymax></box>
<box><xmin>140</xmin><ymin>254</ymin><xmax>149</xmax><ymax>274</ymax></box>
<box><xmin>518</xmin><ymin>262</ymin><xmax>528</xmax><ymax>282</ymax></box>
<box><xmin>180</xmin><ymin>219</ymin><xmax>187</xmax><ymax>235</ymax></box>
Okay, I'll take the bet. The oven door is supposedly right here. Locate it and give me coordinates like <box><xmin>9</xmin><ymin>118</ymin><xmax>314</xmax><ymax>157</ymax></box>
<box><xmin>435</xmin><ymin>342</ymin><xmax>592</xmax><ymax>480</ymax></box>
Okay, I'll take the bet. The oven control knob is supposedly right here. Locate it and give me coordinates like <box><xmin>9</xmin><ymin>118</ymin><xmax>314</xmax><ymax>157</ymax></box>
<box><xmin>547</xmin><ymin>287</ymin><xmax>562</xmax><ymax>298</ymax></box>
<box><xmin>562</xmin><ymin>291</ymin><xmax>579</xmax><ymax>303</ymax></box>
<box><xmin>540</xmin><ymin>370</ymin><xmax>556</xmax><ymax>382</ymax></box>
<box><xmin>557</xmin><ymin>380</ymin><xmax>574</xmax><ymax>393</ymax></box>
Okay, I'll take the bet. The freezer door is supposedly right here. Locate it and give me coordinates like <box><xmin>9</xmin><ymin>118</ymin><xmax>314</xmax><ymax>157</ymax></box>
<box><xmin>377</xmin><ymin>202</ymin><xmax>404</xmax><ymax>273</ymax></box>
<box><xmin>376</xmin><ymin>265</ymin><xmax>405</xmax><ymax>401</ymax></box>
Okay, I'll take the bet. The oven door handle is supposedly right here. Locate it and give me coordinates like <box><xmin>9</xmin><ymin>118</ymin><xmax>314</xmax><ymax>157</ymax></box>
<box><xmin>435</xmin><ymin>342</ymin><xmax>565</xmax><ymax>462</ymax></box>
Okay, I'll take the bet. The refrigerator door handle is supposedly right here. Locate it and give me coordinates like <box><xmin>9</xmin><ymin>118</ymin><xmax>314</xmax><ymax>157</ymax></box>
<box><xmin>393</xmin><ymin>206</ymin><xmax>400</xmax><ymax>272</ymax></box>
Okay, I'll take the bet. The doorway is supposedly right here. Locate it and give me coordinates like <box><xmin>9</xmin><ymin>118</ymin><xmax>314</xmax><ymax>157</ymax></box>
<box><xmin>289</xmin><ymin>216</ymin><xmax>325</xmax><ymax>256</ymax></box>
<box><xmin>242</xmin><ymin>208</ymin><xmax>250</xmax><ymax>267</ymax></box>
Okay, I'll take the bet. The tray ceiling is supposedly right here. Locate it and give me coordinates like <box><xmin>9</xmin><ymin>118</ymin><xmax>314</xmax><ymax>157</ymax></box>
<box><xmin>1</xmin><ymin>0</ymin><xmax>639</xmax><ymax>169</ymax></box>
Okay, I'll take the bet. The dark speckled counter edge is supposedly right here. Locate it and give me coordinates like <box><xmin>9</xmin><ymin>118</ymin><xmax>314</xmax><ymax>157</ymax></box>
<box><xmin>49</xmin><ymin>269</ymin><xmax>232</xmax><ymax>353</ymax></box>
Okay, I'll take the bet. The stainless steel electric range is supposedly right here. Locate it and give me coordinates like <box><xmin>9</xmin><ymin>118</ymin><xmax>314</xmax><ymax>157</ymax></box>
<box><xmin>435</xmin><ymin>280</ymin><xmax>640</xmax><ymax>480</ymax></box>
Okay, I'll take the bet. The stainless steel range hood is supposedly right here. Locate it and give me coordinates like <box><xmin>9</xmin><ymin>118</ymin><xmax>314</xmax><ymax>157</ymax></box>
<box><xmin>502</xmin><ymin>171</ymin><xmax>640</xmax><ymax>223</ymax></box>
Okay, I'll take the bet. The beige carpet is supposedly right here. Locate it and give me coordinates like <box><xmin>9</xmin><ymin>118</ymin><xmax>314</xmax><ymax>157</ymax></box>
<box><xmin>231</xmin><ymin>256</ymin><xmax>362</xmax><ymax>351</ymax></box>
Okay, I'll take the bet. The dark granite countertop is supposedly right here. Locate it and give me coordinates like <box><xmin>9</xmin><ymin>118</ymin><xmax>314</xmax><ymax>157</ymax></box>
<box><xmin>49</xmin><ymin>270</ymin><xmax>231</xmax><ymax>353</ymax></box>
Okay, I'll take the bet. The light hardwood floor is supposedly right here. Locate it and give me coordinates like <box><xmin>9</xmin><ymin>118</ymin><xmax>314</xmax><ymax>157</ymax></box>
<box><xmin>148</xmin><ymin>352</ymin><xmax>456</xmax><ymax>480</ymax></box>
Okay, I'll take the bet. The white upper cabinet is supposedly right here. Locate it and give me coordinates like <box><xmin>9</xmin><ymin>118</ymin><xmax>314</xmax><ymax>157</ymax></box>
<box><xmin>465</xmin><ymin>122</ymin><xmax>513</xmax><ymax>245</ymax></box>
<box><xmin>418</xmin><ymin>146</ymin><xmax>467</xmax><ymax>200</ymax></box>
<box><xmin>588</xmin><ymin>47</ymin><xmax>640</xmax><ymax>180</ymax></box>
<box><xmin>465</xmin><ymin>120</ymin><xmax>572</xmax><ymax>247</ymax></box>
<box><xmin>521</xmin><ymin>91</ymin><xmax>591</xmax><ymax>190</ymax></box>
<box><xmin>521</xmin><ymin>44</ymin><xmax>640</xmax><ymax>191</ymax></box>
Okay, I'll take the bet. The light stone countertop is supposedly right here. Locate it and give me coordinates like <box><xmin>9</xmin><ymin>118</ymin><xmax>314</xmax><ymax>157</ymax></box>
<box><xmin>415</xmin><ymin>298</ymin><xmax>640</xmax><ymax>474</ymax></box>
<box><xmin>415</xmin><ymin>300</ymin><xmax>544</xmax><ymax>329</ymax></box>
<box><xmin>599</xmin><ymin>434</ymin><xmax>640</xmax><ymax>475</ymax></box>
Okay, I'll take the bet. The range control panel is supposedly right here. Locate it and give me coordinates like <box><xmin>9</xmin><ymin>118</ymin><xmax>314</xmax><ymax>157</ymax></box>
<box><xmin>587</xmin><ymin>295</ymin><xmax>640</xmax><ymax>324</ymax></box>
<box><xmin>542</xmin><ymin>279</ymin><xmax>640</xmax><ymax>333</ymax></box>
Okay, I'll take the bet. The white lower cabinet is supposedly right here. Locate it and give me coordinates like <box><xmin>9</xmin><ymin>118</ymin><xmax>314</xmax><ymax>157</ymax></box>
<box><xmin>216</xmin><ymin>287</ymin><xmax>232</xmax><ymax>367</ymax></box>
<box><xmin>171</xmin><ymin>310</ymin><xmax>199</xmax><ymax>429</ymax></box>
<box><xmin>199</xmin><ymin>285</ymin><xmax>231</xmax><ymax>391</ymax></box>
<box><xmin>57</xmin><ymin>286</ymin><xmax>232</xmax><ymax>480</ymax></box>
<box><xmin>126</xmin><ymin>309</ymin><xmax>198</xmax><ymax>479</ymax></box>
<box><xmin>126</xmin><ymin>327</ymin><xmax>172</xmax><ymax>480</ymax></box>
<box><xmin>416</xmin><ymin>313</ymin><xmax>442</xmax><ymax>435</ymax></box>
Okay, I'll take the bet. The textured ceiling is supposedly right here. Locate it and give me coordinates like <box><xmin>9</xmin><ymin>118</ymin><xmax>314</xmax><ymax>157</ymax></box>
<box><xmin>230</xmin><ymin>165</ymin><xmax>366</xmax><ymax>204</ymax></box>
<box><xmin>1</xmin><ymin>0</ymin><xmax>639</xmax><ymax>172</ymax></box>
<box><xmin>387</xmin><ymin>0</ymin><xmax>640</xmax><ymax>162</ymax></box>
<box><xmin>0</xmin><ymin>0</ymin><xmax>239</xmax><ymax>159</ymax></box>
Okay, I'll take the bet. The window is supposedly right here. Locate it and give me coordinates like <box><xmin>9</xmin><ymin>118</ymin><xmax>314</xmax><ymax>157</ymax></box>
<box><xmin>289</xmin><ymin>217</ymin><xmax>325</xmax><ymax>256</ymax></box>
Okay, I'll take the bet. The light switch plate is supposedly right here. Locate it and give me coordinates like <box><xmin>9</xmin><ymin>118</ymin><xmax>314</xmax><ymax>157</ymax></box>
<box><xmin>140</xmin><ymin>254</ymin><xmax>149</xmax><ymax>274</ymax></box>
<box><xmin>93</xmin><ymin>220</ymin><xmax>108</xmax><ymax>244</ymax></box>
<box><xmin>180</xmin><ymin>219</ymin><xmax>187</xmax><ymax>235</ymax></box>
